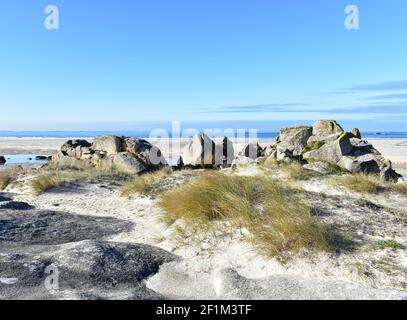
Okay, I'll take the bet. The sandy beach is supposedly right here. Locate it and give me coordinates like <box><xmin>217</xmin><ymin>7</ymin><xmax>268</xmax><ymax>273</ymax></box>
<box><xmin>1</xmin><ymin>137</ymin><xmax>406</xmax><ymax>171</ymax></box>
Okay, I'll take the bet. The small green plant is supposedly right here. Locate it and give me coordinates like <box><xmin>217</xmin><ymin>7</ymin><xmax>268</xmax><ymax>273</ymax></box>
<box><xmin>374</xmin><ymin>240</ymin><xmax>403</xmax><ymax>250</ymax></box>
<box><xmin>120</xmin><ymin>167</ymin><xmax>172</xmax><ymax>197</ymax></box>
<box><xmin>302</xmin><ymin>141</ymin><xmax>324</xmax><ymax>154</ymax></box>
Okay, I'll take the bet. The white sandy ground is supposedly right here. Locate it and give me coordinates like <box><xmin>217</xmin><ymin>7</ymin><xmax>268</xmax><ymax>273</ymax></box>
<box><xmin>2</xmin><ymin>165</ymin><xmax>406</xmax><ymax>300</ymax></box>
<box><xmin>1</xmin><ymin>137</ymin><xmax>406</xmax><ymax>172</ymax></box>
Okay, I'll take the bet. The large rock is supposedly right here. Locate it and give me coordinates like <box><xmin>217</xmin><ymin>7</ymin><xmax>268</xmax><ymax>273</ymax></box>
<box><xmin>61</xmin><ymin>139</ymin><xmax>91</xmax><ymax>153</ymax></box>
<box><xmin>92</xmin><ymin>136</ymin><xmax>124</xmax><ymax>155</ymax></box>
<box><xmin>278</xmin><ymin>125</ymin><xmax>313</xmax><ymax>156</ymax></box>
<box><xmin>0</xmin><ymin>156</ymin><xmax>6</xmax><ymax>165</ymax></box>
<box><xmin>52</xmin><ymin>136</ymin><xmax>167</xmax><ymax>174</ymax></box>
<box><xmin>337</xmin><ymin>155</ymin><xmax>380</xmax><ymax>174</ymax></box>
<box><xmin>312</xmin><ymin>120</ymin><xmax>344</xmax><ymax>137</ymax></box>
<box><xmin>215</xmin><ymin>137</ymin><xmax>235</xmax><ymax>166</ymax></box>
<box><xmin>303</xmin><ymin>133</ymin><xmax>353</xmax><ymax>164</ymax></box>
<box><xmin>183</xmin><ymin>134</ymin><xmax>222</xmax><ymax>167</ymax></box>
<box><xmin>112</xmin><ymin>152</ymin><xmax>147</xmax><ymax>174</ymax></box>
<box><xmin>380</xmin><ymin>166</ymin><xmax>402</xmax><ymax>183</ymax></box>
<box><xmin>239</xmin><ymin>143</ymin><xmax>264</xmax><ymax>160</ymax></box>
<box><xmin>307</xmin><ymin>133</ymin><xmax>342</xmax><ymax>145</ymax></box>
<box><xmin>124</xmin><ymin>138</ymin><xmax>167</xmax><ymax>168</ymax></box>
<box><xmin>51</xmin><ymin>151</ymin><xmax>92</xmax><ymax>169</ymax></box>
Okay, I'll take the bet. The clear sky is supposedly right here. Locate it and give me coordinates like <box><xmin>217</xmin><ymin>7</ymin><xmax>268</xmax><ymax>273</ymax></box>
<box><xmin>1</xmin><ymin>0</ymin><xmax>407</xmax><ymax>131</ymax></box>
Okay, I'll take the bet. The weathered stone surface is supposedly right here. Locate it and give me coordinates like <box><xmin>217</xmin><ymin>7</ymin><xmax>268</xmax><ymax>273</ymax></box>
<box><xmin>183</xmin><ymin>134</ymin><xmax>222</xmax><ymax>167</ymax></box>
<box><xmin>312</xmin><ymin>120</ymin><xmax>344</xmax><ymax>137</ymax></box>
<box><xmin>51</xmin><ymin>151</ymin><xmax>92</xmax><ymax>169</ymax></box>
<box><xmin>303</xmin><ymin>133</ymin><xmax>353</xmax><ymax>164</ymax></box>
<box><xmin>112</xmin><ymin>152</ymin><xmax>148</xmax><ymax>174</ymax></box>
<box><xmin>0</xmin><ymin>201</ymin><xmax>34</xmax><ymax>210</ymax></box>
<box><xmin>380</xmin><ymin>166</ymin><xmax>402</xmax><ymax>183</ymax></box>
<box><xmin>52</xmin><ymin>136</ymin><xmax>167</xmax><ymax>174</ymax></box>
<box><xmin>0</xmin><ymin>209</ymin><xmax>176</xmax><ymax>300</ymax></box>
<box><xmin>215</xmin><ymin>137</ymin><xmax>235</xmax><ymax>166</ymax></box>
<box><xmin>239</xmin><ymin>143</ymin><xmax>264</xmax><ymax>160</ymax></box>
<box><xmin>303</xmin><ymin>161</ymin><xmax>332</xmax><ymax>174</ymax></box>
<box><xmin>350</xmin><ymin>128</ymin><xmax>362</xmax><ymax>139</ymax></box>
<box><xmin>92</xmin><ymin>136</ymin><xmax>124</xmax><ymax>155</ymax></box>
<box><xmin>307</xmin><ymin>133</ymin><xmax>342</xmax><ymax>145</ymax></box>
<box><xmin>279</xmin><ymin>126</ymin><xmax>313</xmax><ymax>156</ymax></box>
<box><xmin>337</xmin><ymin>156</ymin><xmax>380</xmax><ymax>174</ymax></box>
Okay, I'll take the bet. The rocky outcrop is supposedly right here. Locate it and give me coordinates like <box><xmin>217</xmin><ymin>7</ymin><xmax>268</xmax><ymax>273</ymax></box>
<box><xmin>312</xmin><ymin>120</ymin><xmax>344</xmax><ymax>137</ymax></box>
<box><xmin>264</xmin><ymin>120</ymin><xmax>401</xmax><ymax>182</ymax></box>
<box><xmin>183</xmin><ymin>134</ymin><xmax>223</xmax><ymax>168</ymax></box>
<box><xmin>303</xmin><ymin>133</ymin><xmax>353</xmax><ymax>164</ymax></box>
<box><xmin>0</xmin><ymin>156</ymin><xmax>6</xmax><ymax>165</ymax></box>
<box><xmin>92</xmin><ymin>136</ymin><xmax>124</xmax><ymax>155</ymax></box>
<box><xmin>51</xmin><ymin>136</ymin><xmax>167</xmax><ymax>174</ymax></box>
<box><xmin>278</xmin><ymin>125</ymin><xmax>313</xmax><ymax>156</ymax></box>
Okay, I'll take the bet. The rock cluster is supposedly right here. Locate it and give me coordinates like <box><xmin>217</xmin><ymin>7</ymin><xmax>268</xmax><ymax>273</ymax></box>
<box><xmin>51</xmin><ymin>136</ymin><xmax>167</xmax><ymax>174</ymax></box>
<box><xmin>50</xmin><ymin>120</ymin><xmax>402</xmax><ymax>182</ymax></box>
<box><xmin>264</xmin><ymin>120</ymin><xmax>401</xmax><ymax>182</ymax></box>
<box><xmin>181</xmin><ymin>134</ymin><xmax>235</xmax><ymax>168</ymax></box>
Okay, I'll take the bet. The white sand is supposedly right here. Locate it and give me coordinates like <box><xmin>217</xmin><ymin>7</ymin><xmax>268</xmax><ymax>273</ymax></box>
<box><xmin>4</xmin><ymin>166</ymin><xmax>407</xmax><ymax>300</ymax></box>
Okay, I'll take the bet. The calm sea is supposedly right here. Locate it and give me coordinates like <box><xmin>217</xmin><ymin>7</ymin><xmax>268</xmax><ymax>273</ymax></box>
<box><xmin>1</xmin><ymin>131</ymin><xmax>407</xmax><ymax>139</ymax></box>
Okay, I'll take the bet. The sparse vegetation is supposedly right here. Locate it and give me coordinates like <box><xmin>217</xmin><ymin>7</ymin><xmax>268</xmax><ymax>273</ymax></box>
<box><xmin>374</xmin><ymin>240</ymin><xmax>403</xmax><ymax>250</ymax></box>
<box><xmin>331</xmin><ymin>174</ymin><xmax>380</xmax><ymax>194</ymax></box>
<box><xmin>30</xmin><ymin>166</ymin><xmax>132</xmax><ymax>195</ymax></box>
<box><xmin>387</xmin><ymin>182</ymin><xmax>407</xmax><ymax>196</ymax></box>
<box><xmin>302</xmin><ymin>141</ymin><xmax>324</xmax><ymax>154</ymax></box>
<box><xmin>121</xmin><ymin>167</ymin><xmax>172</xmax><ymax>197</ymax></box>
<box><xmin>0</xmin><ymin>172</ymin><xmax>13</xmax><ymax>190</ymax></box>
<box><xmin>0</xmin><ymin>167</ymin><xmax>22</xmax><ymax>191</ymax></box>
<box><xmin>159</xmin><ymin>172</ymin><xmax>330</xmax><ymax>257</ymax></box>
<box><xmin>283</xmin><ymin>162</ymin><xmax>318</xmax><ymax>181</ymax></box>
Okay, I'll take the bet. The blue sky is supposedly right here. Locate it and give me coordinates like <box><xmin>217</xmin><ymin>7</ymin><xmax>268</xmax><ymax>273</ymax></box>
<box><xmin>0</xmin><ymin>0</ymin><xmax>407</xmax><ymax>131</ymax></box>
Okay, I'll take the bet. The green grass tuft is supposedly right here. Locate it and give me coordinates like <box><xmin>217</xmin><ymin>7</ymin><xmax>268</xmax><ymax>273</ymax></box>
<box><xmin>374</xmin><ymin>240</ymin><xmax>403</xmax><ymax>250</ymax></box>
<box><xmin>30</xmin><ymin>166</ymin><xmax>133</xmax><ymax>195</ymax></box>
<box><xmin>120</xmin><ymin>167</ymin><xmax>172</xmax><ymax>197</ymax></box>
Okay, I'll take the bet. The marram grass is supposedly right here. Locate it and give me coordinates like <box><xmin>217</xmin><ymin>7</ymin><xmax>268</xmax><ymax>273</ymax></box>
<box><xmin>158</xmin><ymin>171</ymin><xmax>329</xmax><ymax>257</ymax></box>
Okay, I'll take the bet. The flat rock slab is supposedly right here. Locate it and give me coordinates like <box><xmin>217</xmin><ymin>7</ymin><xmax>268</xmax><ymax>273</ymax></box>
<box><xmin>0</xmin><ymin>208</ymin><xmax>177</xmax><ymax>300</ymax></box>
<box><xmin>0</xmin><ymin>240</ymin><xmax>177</xmax><ymax>300</ymax></box>
<box><xmin>0</xmin><ymin>201</ymin><xmax>34</xmax><ymax>210</ymax></box>
<box><xmin>0</xmin><ymin>210</ymin><xmax>134</xmax><ymax>245</ymax></box>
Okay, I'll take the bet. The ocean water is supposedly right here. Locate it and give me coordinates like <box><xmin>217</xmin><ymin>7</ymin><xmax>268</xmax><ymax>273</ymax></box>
<box><xmin>1</xmin><ymin>131</ymin><xmax>407</xmax><ymax>139</ymax></box>
<box><xmin>1</xmin><ymin>155</ymin><xmax>49</xmax><ymax>164</ymax></box>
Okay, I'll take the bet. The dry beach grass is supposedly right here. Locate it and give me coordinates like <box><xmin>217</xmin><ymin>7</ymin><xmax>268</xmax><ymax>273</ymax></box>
<box><xmin>158</xmin><ymin>171</ymin><xmax>330</xmax><ymax>257</ymax></box>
